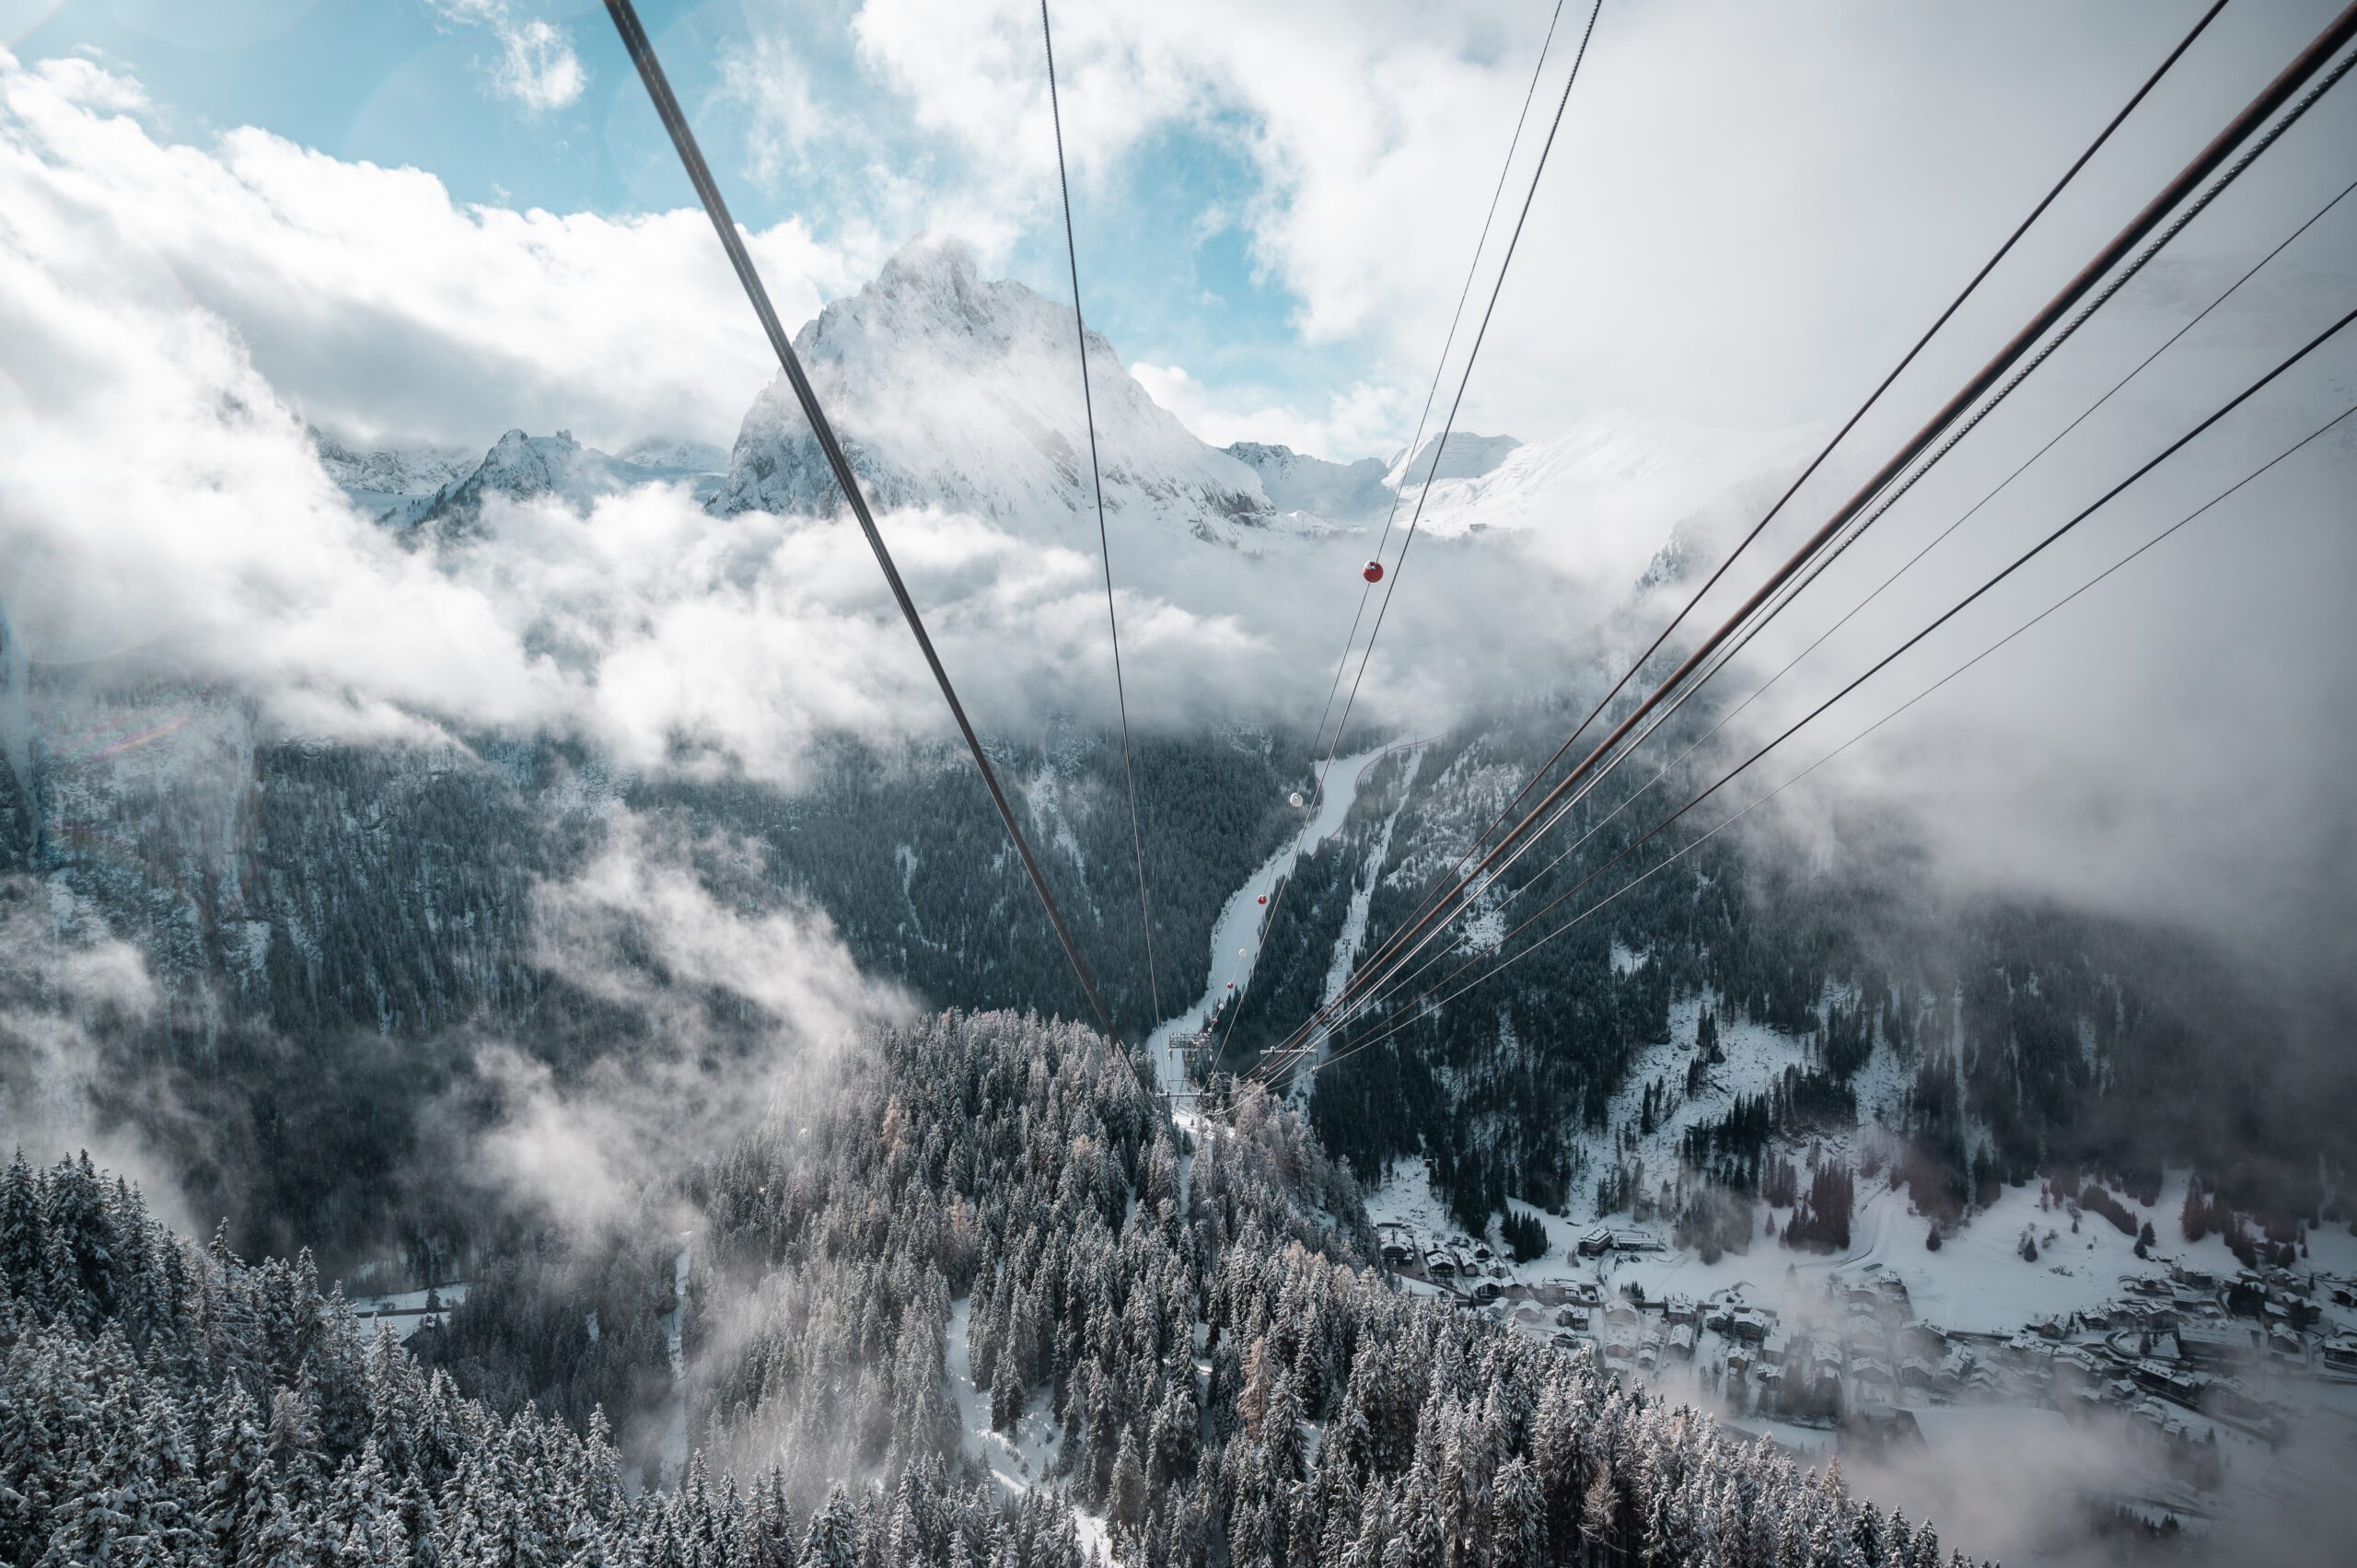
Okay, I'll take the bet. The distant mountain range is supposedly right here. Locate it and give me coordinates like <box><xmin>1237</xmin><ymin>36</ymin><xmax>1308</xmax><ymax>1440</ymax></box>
<box><xmin>310</xmin><ymin>236</ymin><xmax>1813</xmax><ymax>597</ymax></box>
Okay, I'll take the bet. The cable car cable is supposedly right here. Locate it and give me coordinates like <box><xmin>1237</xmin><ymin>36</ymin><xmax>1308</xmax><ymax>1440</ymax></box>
<box><xmin>1299</xmin><ymin>322</ymin><xmax>2357</xmax><ymax>1081</ymax></box>
<box><xmin>1302</xmin><ymin>0</ymin><xmax>1570</xmax><ymax>762</ymax></box>
<box><xmin>1041</xmin><ymin>0</ymin><xmax>1163</xmax><ymax>1030</ymax></box>
<box><xmin>1267</xmin><ymin>5</ymin><xmax>2357</xmax><ymax>1072</ymax></box>
<box><xmin>1303</xmin><ymin>0</ymin><xmax>2236</xmax><ymax>1046</ymax></box>
<box><xmin>601</xmin><ymin>0</ymin><xmax>1118</xmax><ymax>1041</ymax></box>
<box><xmin>1307</xmin><ymin>394</ymin><xmax>2357</xmax><ymax>1082</ymax></box>
<box><xmin>1213</xmin><ymin>0</ymin><xmax>1606</xmax><ymax>1073</ymax></box>
<box><xmin>1256</xmin><ymin>163</ymin><xmax>2357</xmax><ymax>1074</ymax></box>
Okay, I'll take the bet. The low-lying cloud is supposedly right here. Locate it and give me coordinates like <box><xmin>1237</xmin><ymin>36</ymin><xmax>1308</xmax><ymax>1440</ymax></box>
<box><xmin>0</xmin><ymin>46</ymin><xmax>1612</xmax><ymax>784</ymax></box>
<box><xmin>470</xmin><ymin>809</ymin><xmax>909</xmax><ymax>1239</ymax></box>
<box><xmin>1658</xmin><ymin>274</ymin><xmax>2357</xmax><ymax>988</ymax></box>
<box><xmin>0</xmin><ymin>880</ymin><xmax>200</xmax><ymax>1238</ymax></box>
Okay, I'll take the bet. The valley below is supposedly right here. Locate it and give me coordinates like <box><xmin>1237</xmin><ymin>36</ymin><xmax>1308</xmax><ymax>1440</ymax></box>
<box><xmin>6</xmin><ymin>224</ymin><xmax>2353</xmax><ymax>1568</ymax></box>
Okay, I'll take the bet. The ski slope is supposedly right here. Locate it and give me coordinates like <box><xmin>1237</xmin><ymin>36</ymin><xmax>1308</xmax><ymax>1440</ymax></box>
<box><xmin>1148</xmin><ymin>746</ymin><xmax>1397</xmax><ymax>1090</ymax></box>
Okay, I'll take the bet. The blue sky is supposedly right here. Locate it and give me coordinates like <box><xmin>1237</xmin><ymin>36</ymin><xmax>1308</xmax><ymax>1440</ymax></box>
<box><xmin>5</xmin><ymin>0</ymin><xmax>1368</xmax><ymax>444</ymax></box>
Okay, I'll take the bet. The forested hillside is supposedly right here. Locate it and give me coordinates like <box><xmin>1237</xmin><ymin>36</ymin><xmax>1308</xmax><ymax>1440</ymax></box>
<box><xmin>0</xmin><ymin>1013</ymin><xmax>1991</xmax><ymax>1566</ymax></box>
<box><xmin>11</xmin><ymin>661</ymin><xmax>2345</xmax><ymax>1292</ymax></box>
<box><xmin>0</xmin><ymin>1145</ymin><xmax>1086</xmax><ymax>1567</ymax></box>
<box><xmin>413</xmin><ymin>1010</ymin><xmax>1983</xmax><ymax>1567</ymax></box>
<box><xmin>1210</xmin><ymin>711</ymin><xmax>2356</xmax><ymax>1242</ymax></box>
<box><xmin>0</xmin><ymin>683</ymin><xmax>1312</xmax><ymax>1278</ymax></box>
<box><xmin>13</xmin><ymin>691</ymin><xmax>1307</xmax><ymax>1048</ymax></box>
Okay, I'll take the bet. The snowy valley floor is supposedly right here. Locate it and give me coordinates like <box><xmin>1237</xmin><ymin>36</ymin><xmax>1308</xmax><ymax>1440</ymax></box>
<box><xmin>1362</xmin><ymin>1140</ymin><xmax>2357</xmax><ymax>1564</ymax></box>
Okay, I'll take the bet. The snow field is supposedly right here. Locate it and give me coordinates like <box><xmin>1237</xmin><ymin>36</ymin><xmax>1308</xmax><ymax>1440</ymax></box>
<box><xmin>944</xmin><ymin>1296</ymin><xmax>1111</xmax><ymax>1565</ymax></box>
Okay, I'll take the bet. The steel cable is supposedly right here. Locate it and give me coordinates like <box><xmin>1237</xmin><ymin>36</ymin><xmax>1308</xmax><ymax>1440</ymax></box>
<box><xmin>1276</xmin><ymin>0</ymin><xmax>2240</xmax><ymax>1070</ymax></box>
<box><xmin>1260</xmin><ymin>162</ymin><xmax>2357</xmax><ymax>1073</ymax></box>
<box><xmin>1211</xmin><ymin>0</ymin><xmax>1605</xmax><ymax>1070</ymax></box>
<box><xmin>1041</xmin><ymin>0</ymin><xmax>1162</xmax><ymax>1030</ymax></box>
<box><xmin>1302</xmin><ymin>316</ymin><xmax>2357</xmax><ymax>1080</ymax></box>
<box><xmin>1265</xmin><ymin>2</ymin><xmax>2355</xmax><ymax>1074</ymax></box>
<box><xmin>1300</xmin><ymin>0</ymin><xmax>1571</xmax><ymax>764</ymax></box>
<box><xmin>602</xmin><ymin>0</ymin><xmax>1118</xmax><ymax>1040</ymax></box>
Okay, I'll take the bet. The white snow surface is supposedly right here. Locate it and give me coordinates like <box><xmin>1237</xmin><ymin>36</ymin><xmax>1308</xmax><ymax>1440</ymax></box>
<box><xmin>346</xmin><ymin>1281</ymin><xmax>469</xmax><ymax>1318</ymax></box>
<box><xmin>618</xmin><ymin>435</ymin><xmax>730</xmax><ymax>472</ymax></box>
<box><xmin>1366</xmin><ymin>1148</ymin><xmax>2357</xmax><ymax>1559</ymax></box>
<box><xmin>1360</xmin><ymin>985</ymin><xmax>2357</xmax><ymax>1330</ymax></box>
<box><xmin>1228</xmin><ymin>441</ymin><xmax>1391</xmax><ymax>522</ymax></box>
<box><xmin>945</xmin><ymin>1296</ymin><xmax>1110</xmax><ymax>1564</ymax></box>
<box><xmin>1383</xmin><ymin>430</ymin><xmax>1520</xmax><ymax>490</ymax></box>
<box><xmin>309</xmin><ymin>430</ymin><xmax>473</xmax><ymax>509</ymax></box>
<box><xmin>1317</xmin><ymin>749</ymin><xmax>1425</xmax><ymax>1014</ymax></box>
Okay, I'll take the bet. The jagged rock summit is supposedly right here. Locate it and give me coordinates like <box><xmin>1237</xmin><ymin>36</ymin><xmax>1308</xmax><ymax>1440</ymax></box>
<box><xmin>308</xmin><ymin>428</ymin><xmax>473</xmax><ymax>513</ymax></box>
<box><xmin>380</xmin><ymin>430</ymin><xmax>611</xmax><ymax>542</ymax></box>
<box><xmin>311</xmin><ymin>242</ymin><xmax>1819</xmax><ymax>601</ymax></box>
<box><xmin>712</xmin><ymin>237</ymin><xmax>1283</xmax><ymax>547</ymax></box>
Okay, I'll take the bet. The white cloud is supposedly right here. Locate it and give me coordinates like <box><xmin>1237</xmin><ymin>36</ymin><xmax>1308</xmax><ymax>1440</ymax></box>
<box><xmin>851</xmin><ymin>0</ymin><xmax>1201</xmax><ymax>194</ymax></box>
<box><xmin>0</xmin><ymin>46</ymin><xmax>839</xmax><ymax>451</ymax></box>
<box><xmin>823</xmin><ymin>0</ymin><xmax>2357</xmax><ymax>451</ymax></box>
<box><xmin>0</xmin><ymin>215</ymin><xmax>1576</xmax><ymax>789</ymax></box>
<box><xmin>475</xmin><ymin>811</ymin><xmax>909</xmax><ymax>1236</ymax></box>
<box><xmin>427</xmin><ymin>1</ymin><xmax>586</xmax><ymax>113</ymax></box>
<box><xmin>0</xmin><ymin>226</ymin><xmax>1116</xmax><ymax>778</ymax></box>
<box><xmin>492</xmin><ymin>17</ymin><xmax>586</xmax><ymax>111</ymax></box>
<box><xmin>0</xmin><ymin>51</ymin><xmax>863</xmax><ymax>768</ymax></box>
<box><xmin>0</xmin><ymin>880</ymin><xmax>200</xmax><ymax>1239</ymax></box>
<box><xmin>715</xmin><ymin>23</ymin><xmax>835</xmax><ymax>187</ymax></box>
<box><xmin>3</xmin><ymin>47</ymin><xmax>1575</xmax><ymax>778</ymax></box>
<box><xmin>535</xmin><ymin>812</ymin><xmax>898</xmax><ymax>1044</ymax></box>
<box><xmin>1133</xmin><ymin>361</ymin><xmax>1407</xmax><ymax>460</ymax></box>
<box><xmin>1660</xmin><ymin>294</ymin><xmax>2357</xmax><ymax>985</ymax></box>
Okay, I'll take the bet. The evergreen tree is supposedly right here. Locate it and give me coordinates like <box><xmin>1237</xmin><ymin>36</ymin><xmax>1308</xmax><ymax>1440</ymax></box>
<box><xmin>1108</xmin><ymin>1432</ymin><xmax>1148</xmax><ymax>1538</ymax></box>
<box><xmin>0</xmin><ymin>1150</ymin><xmax>44</xmax><ymax>1307</ymax></box>
<box><xmin>0</xmin><ymin>1040</ymin><xmax>2003</xmax><ymax>1568</ymax></box>
<box><xmin>800</xmin><ymin>1484</ymin><xmax>859</xmax><ymax>1568</ymax></box>
<box><xmin>1493</xmin><ymin>1456</ymin><xmax>1545</xmax><ymax>1565</ymax></box>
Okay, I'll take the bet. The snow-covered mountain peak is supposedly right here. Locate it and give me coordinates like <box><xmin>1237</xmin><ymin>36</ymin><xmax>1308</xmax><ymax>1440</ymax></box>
<box><xmin>308</xmin><ymin>428</ymin><xmax>475</xmax><ymax>511</ymax></box>
<box><xmin>854</xmin><ymin>235</ymin><xmax>999</xmax><ymax>337</ymax></box>
<box><xmin>714</xmin><ymin>238</ymin><xmax>1284</xmax><ymax>548</ymax></box>
<box><xmin>618</xmin><ymin>436</ymin><xmax>729</xmax><ymax>474</ymax></box>
<box><xmin>379</xmin><ymin>428</ymin><xmax>726</xmax><ymax>543</ymax></box>
<box><xmin>1385</xmin><ymin>430</ymin><xmax>1521</xmax><ymax>489</ymax></box>
<box><xmin>477</xmin><ymin>428</ymin><xmax>585</xmax><ymax>492</ymax></box>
